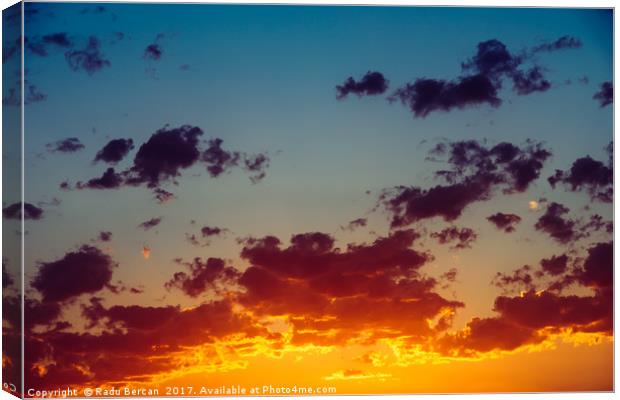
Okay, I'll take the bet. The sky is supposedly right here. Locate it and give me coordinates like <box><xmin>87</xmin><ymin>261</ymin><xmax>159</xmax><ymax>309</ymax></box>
<box><xmin>1</xmin><ymin>2</ymin><xmax>614</xmax><ymax>395</ymax></box>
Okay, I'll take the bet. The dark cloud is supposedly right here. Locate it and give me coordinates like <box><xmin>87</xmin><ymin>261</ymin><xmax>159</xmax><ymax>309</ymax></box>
<box><xmin>576</xmin><ymin>241</ymin><xmax>612</xmax><ymax>290</ymax></box>
<box><xmin>440</xmin><ymin>240</ymin><xmax>612</xmax><ymax>357</ymax></box>
<box><xmin>534</xmin><ymin>202</ymin><xmax>579</xmax><ymax>244</ymax></box>
<box><xmin>461</xmin><ymin>39</ymin><xmax>522</xmax><ymax>81</ymax></box>
<box><xmin>430</xmin><ymin>226</ymin><xmax>477</xmax><ymax>249</ymax></box>
<box><xmin>76</xmin><ymin>126</ymin><xmax>272</xmax><ymax>190</ymax></box>
<box><xmin>511</xmin><ymin>67</ymin><xmax>551</xmax><ymax>95</ymax></box>
<box><xmin>94</xmin><ymin>138</ymin><xmax>134</xmax><ymax>164</ymax></box>
<box><xmin>144</xmin><ymin>44</ymin><xmax>162</xmax><ymax>61</ymax></box>
<box><xmin>25</xmin><ymin>299</ymin><xmax>260</xmax><ymax>389</ymax></box>
<box><xmin>65</xmin><ymin>36</ymin><xmax>110</xmax><ymax>75</ymax></box>
<box><xmin>548</xmin><ymin>153</ymin><xmax>613</xmax><ymax>203</ymax></box>
<box><xmin>165</xmin><ymin>258</ymin><xmax>240</xmax><ymax>297</ymax></box>
<box><xmin>138</xmin><ymin>217</ymin><xmax>162</xmax><ymax>231</ymax></box>
<box><xmin>127</xmin><ymin>125</ymin><xmax>203</xmax><ymax>187</ymax></box>
<box><xmin>381</xmin><ymin>179</ymin><xmax>490</xmax><ymax>227</ymax></box>
<box><xmin>201</xmin><ymin>226</ymin><xmax>225</xmax><ymax>237</ymax></box>
<box><xmin>46</xmin><ymin>137</ymin><xmax>84</xmax><ymax>153</ymax></box>
<box><xmin>532</xmin><ymin>35</ymin><xmax>582</xmax><ymax>53</ymax></box>
<box><xmin>235</xmin><ymin>229</ymin><xmax>463</xmax><ymax>346</ymax></box>
<box><xmin>389</xmin><ymin>74</ymin><xmax>501</xmax><ymax>118</ymax></box>
<box><xmin>3</xmin><ymin>202</ymin><xmax>44</xmax><ymax>220</ymax></box>
<box><xmin>3</xmin><ymin>82</ymin><xmax>47</xmax><ymax>106</ymax></box>
<box><xmin>98</xmin><ymin>231</ymin><xmax>112</xmax><ymax>242</ymax></box>
<box><xmin>381</xmin><ymin>139</ymin><xmax>550</xmax><ymax>226</ymax></box>
<box><xmin>387</xmin><ymin>37</ymin><xmax>581</xmax><ymax>118</ymax></box>
<box><xmin>243</xmin><ymin>153</ymin><xmax>270</xmax><ymax>183</ymax></box>
<box><xmin>438</xmin><ymin>316</ymin><xmax>543</xmax><ymax>356</ymax></box>
<box><xmin>540</xmin><ymin>254</ymin><xmax>569</xmax><ymax>276</ymax></box>
<box><xmin>202</xmin><ymin>138</ymin><xmax>240</xmax><ymax>177</ymax></box>
<box><xmin>486</xmin><ymin>212</ymin><xmax>521</xmax><ymax>233</ymax></box>
<box><xmin>76</xmin><ymin>168</ymin><xmax>123</xmax><ymax>189</ymax></box>
<box><xmin>143</xmin><ymin>34</ymin><xmax>164</xmax><ymax>61</ymax></box>
<box><xmin>42</xmin><ymin>32</ymin><xmax>72</xmax><ymax>47</ymax></box>
<box><xmin>492</xmin><ymin>265</ymin><xmax>536</xmax><ymax>293</ymax></box>
<box><xmin>493</xmin><ymin>288</ymin><xmax>611</xmax><ymax>335</ymax></box>
<box><xmin>31</xmin><ymin>245</ymin><xmax>116</xmax><ymax>302</ymax></box>
<box><xmin>342</xmin><ymin>217</ymin><xmax>367</xmax><ymax>231</ymax></box>
<box><xmin>152</xmin><ymin>188</ymin><xmax>176</xmax><ymax>204</ymax></box>
<box><xmin>593</xmin><ymin>81</ymin><xmax>613</xmax><ymax>107</ymax></box>
<box><xmin>336</xmin><ymin>71</ymin><xmax>389</xmax><ymax>99</ymax></box>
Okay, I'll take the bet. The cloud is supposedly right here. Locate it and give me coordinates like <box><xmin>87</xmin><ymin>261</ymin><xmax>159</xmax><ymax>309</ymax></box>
<box><xmin>3</xmin><ymin>82</ymin><xmax>47</xmax><ymax>106</ymax></box>
<box><xmin>76</xmin><ymin>126</ymin><xmax>272</xmax><ymax>190</ymax></box>
<box><xmin>165</xmin><ymin>258</ymin><xmax>240</xmax><ymax>297</ymax></box>
<box><xmin>3</xmin><ymin>202</ymin><xmax>44</xmax><ymax>220</ymax></box>
<box><xmin>486</xmin><ymin>212</ymin><xmax>521</xmax><ymax>233</ymax></box>
<box><xmin>387</xmin><ymin>37</ymin><xmax>579</xmax><ymax>118</ymax></box>
<box><xmin>24</xmin><ymin>299</ymin><xmax>262</xmax><ymax>389</ymax></box>
<box><xmin>65</xmin><ymin>36</ymin><xmax>110</xmax><ymax>75</ymax></box>
<box><xmin>548</xmin><ymin>152</ymin><xmax>613</xmax><ymax>202</ymax></box>
<box><xmin>98</xmin><ymin>231</ymin><xmax>112</xmax><ymax>242</ymax></box>
<box><xmin>534</xmin><ymin>202</ymin><xmax>579</xmax><ymax>244</ymax></box>
<box><xmin>381</xmin><ymin>179</ymin><xmax>490</xmax><ymax>227</ymax></box>
<box><xmin>336</xmin><ymin>71</ymin><xmax>389</xmax><ymax>99</ymax></box>
<box><xmin>46</xmin><ymin>137</ymin><xmax>84</xmax><ymax>153</ymax></box>
<box><xmin>430</xmin><ymin>226</ymin><xmax>477</xmax><ymax>249</ymax></box>
<box><xmin>593</xmin><ymin>81</ymin><xmax>613</xmax><ymax>107</ymax></box>
<box><xmin>440</xmin><ymin>240</ymin><xmax>612</xmax><ymax>357</ymax></box>
<box><xmin>143</xmin><ymin>34</ymin><xmax>164</xmax><ymax>61</ymax></box>
<box><xmin>201</xmin><ymin>226</ymin><xmax>225</xmax><ymax>237</ymax></box>
<box><xmin>540</xmin><ymin>254</ymin><xmax>569</xmax><ymax>276</ymax></box>
<box><xmin>492</xmin><ymin>265</ymin><xmax>536</xmax><ymax>293</ymax></box>
<box><xmin>532</xmin><ymin>35</ymin><xmax>582</xmax><ymax>53</ymax></box>
<box><xmin>380</xmin><ymin>139</ymin><xmax>551</xmax><ymax>226</ymax></box>
<box><xmin>342</xmin><ymin>217</ymin><xmax>367</xmax><ymax>231</ymax></box>
<box><xmin>389</xmin><ymin>74</ymin><xmax>501</xmax><ymax>118</ymax></box>
<box><xmin>152</xmin><ymin>188</ymin><xmax>176</xmax><ymax>204</ymax></box>
<box><xmin>236</xmin><ymin>230</ymin><xmax>462</xmax><ymax>346</ymax></box>
<box><xmin>576</xmin><ymin>241</ymin><xmax>612</xmax><ymax>290</ymax></box>
<box><xmin>94</xmin><ymin>138</ymin><xmax>134</xmax><ymax>164</ymax></box>
<box><xmin>42</xmin><ymin>32</ymin><xmax>72</xmax><ymax>47</ymax></box>
<box><xmin>144</xmin><ymin>43</ymin><xmax>162</xmax><ymax>61</ymax></box>
<box><xmin>126</xmin><ymin>125</ymin><xmax>203</xmax><ymax>187</ymax></box>
<box><xmin>438</xmin><ymin>316</ymin><xmax>543</xmax><ymax>356</ymax></box>
<box><xmin>202</xmin><ymin>138</ymin><xmax>241</xmax><ymax>177</ymax></box>
<box><xmin>511</xmin><ymin>67</ymin><xmax>551</xmax><ymax>95</ymax></box>
<box><xmin>31</xmin><ymin>245</ymin><xmax>117</xmax><ymax>302</ymax></box>
<box><xmin>138</xmin><ymin>217</ymin><xmax>162</xmax><ymax>231</ymax></box>
<box><xmin>76</xmin><ymin>168</ymin><xmax>124</xmax><ymax>189</ymax></box>
<box><xmin>243</xmin><ymin>153</ymin><xmax>270</xmax><ymax>183</ymax></box>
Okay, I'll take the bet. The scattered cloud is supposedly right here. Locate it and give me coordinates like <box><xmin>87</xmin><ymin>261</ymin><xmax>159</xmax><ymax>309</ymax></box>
<box><xmin>46</xmin><ymin>137</ymin><xmax>84</xmax><ymax>153</ymax></box>
<box><xmin>65</xmin><ymin>36</ymin><xmax>110</xmax><ymax>75</ymax></box>
<box><xmin>138</xmin><ymin>217</ymin><xmax>162</xmax><ymax>231</ymax></box>
<box><xmin>593</xmin><ymin>81</ymin><xmax>613</xmax><ymax>107</ymax></box>
<box><xmin>336</xmin><ymin>71</ymin><xmax>389</xmax><ymax>99</ymax></box>
<box><xmin>3</xmin><ymin>202</ymin><xmax>44</xmax><ymax>220</ymax></box>
<box><xmin>94</xmin><ymin>138</ymin><xmax>135</xmax><ymax>164</ymax></box>
<box><xmin>486</xmin><ymin>212</ymin><xmax>521</xmax><ymax>233</ymax></box>
<box><xmin>31</xmin><ymin>245</ymin><xmax>117</xmax><ymax>302</ymax></box>
<box><xmin>548</xmin><ymin>148</ymin><xmax>613</xmax><ymax>202</ymax></box>
<box><xmin>430</xmin><ymin>226</ymin><xmax>477</xmax><ymax>249</ymax></box>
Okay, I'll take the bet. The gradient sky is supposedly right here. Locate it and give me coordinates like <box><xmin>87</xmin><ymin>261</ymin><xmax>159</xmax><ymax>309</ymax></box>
<box><xmin>2</xmin><ymin>3</ymin><xmax>614</xmax><ymax>395</ymax></box>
